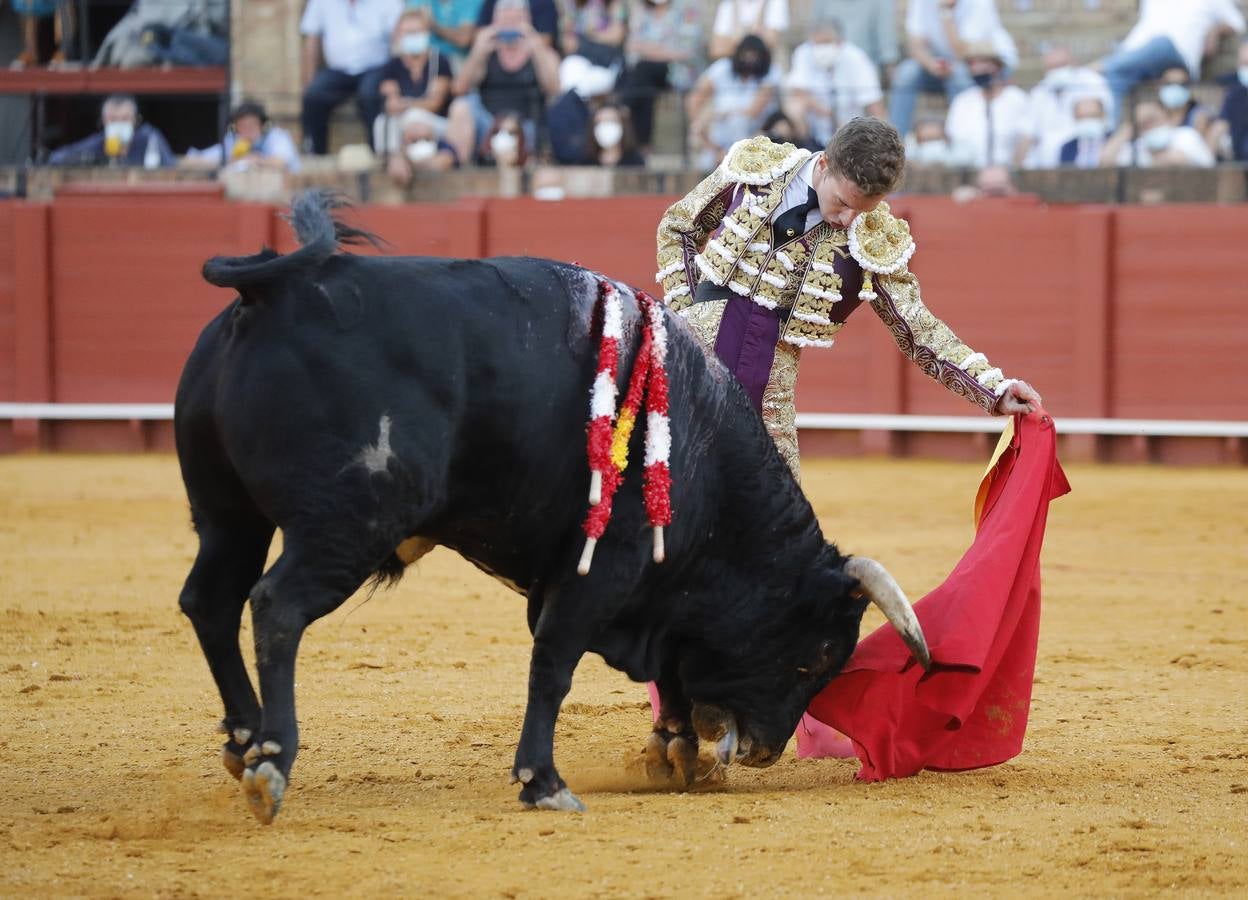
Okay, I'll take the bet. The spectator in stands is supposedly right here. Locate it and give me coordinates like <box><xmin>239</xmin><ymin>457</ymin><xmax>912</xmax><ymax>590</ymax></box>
<box><xmin>760</xmin><ymin>111</ymin><xmax>820</xmax><ymax>150</ymax></box>
<box><xmin>616</xmin><ymin>0</ymin><xmax>705</xmax><ymax>150</ymax></box>
<box><xmin>476</xmin><ymin>0</ymin><xmax>559</xmax><ymax>45</ymax></box>
<box><xmin>301</xmin><ymin>0</ymin><xmax>404</xmax><ymax>155</ymax></box>
<box><xmin>809</xmin><ymin>0</ymin><xmax>898</xmax><ymax>71</ymax></box>
<box><xmin>405</xmin><ymin>0</ymin><xmax>483</xmax><ymax>66</ymax></box>
<box><xmin>374</xmin><ymin>9</ymin><xmax>454</xmax><ymax>153</ymax></box>
<box><xmin>1098</xmin><ymin>0</ymin><xmax>1245</xmax><ymax>124</ymax></box>
<box><xmin>1157</xmin><ymin>66</ymin><xmax>1216</xmax><ymax>139</ymax></box>
<box><xmin>183</xmin><ymin>100</ymin><xmax>302</xmax><ymax>173</ymax></box>
<box><xmin>951</xmin><ymin>163</ymin><xmax>1016</xmax><ymax>201</ymax></box>
<box><xmin>889</xmin><ymin>0</ymin><xmax>1017</xmax><ymax>139</ymax></box>
<box><xmin>944</xmin><ymin>42</ymin><xmax>1030</xmax><ymax>169</ymax></box>
<box><xmin>557</xmin><ymin>0</ymin><xmax>627</xmax><ymax>65</ymax></box>
<box><xmin>1057</xmin><ymin>96</ymin><xmax>1113</xmax><ymax>169</ymax></box>
<box><xmin>47</xmin><ymin>94</ymin><xmax>174</xmax><ymax>167</ymax></box>
<box><xmin>686</xmin><ymin>34</ymin><xmax>780</xmax><ymax>169</ymax></box>
<box><xmin>1208</xmin><ymin>37</ymin><xmax>1248</xmax><ymax>161</ymax></box>
<box><xmin>582</xmin><ymin>101</ymin><xmax>645</xmax><ymax>165</ymax></box>
<box><xmin>708</xmin><ymin>0</ymin><xmax>789</xmax><ymax>60</ymax></box>
<box><xmin>386</xmin><ymin>107</ymin><xmax>460</xmax><ymax>185</ymax></box>
<box><xmin>783</xmin><ymin>13</ymin><xmax>885</xmax><ymax>147</ymax></box>
<box><xmin>446</xmin><ymin>0</ymin><xmax>560</xmax><ymax>165</ymax></box>
<box><xmin>1104</xmin><ymin>100</ymin><xmax>1216</xmax><ymax>168</ymax></box>
<box><xmin>479</xmin><ymin>110</ymin><xmax>531</xmax><ymax>167</ymax></box>
<box><xmin>1024</xmin><ymin>46</ymin><xmax>1112</xmax><ymax>169</ymax></box>
<box><xmin>906</xmin><ymin>115</ymin><xmax>971</xmax><ymax>166</ymax></box>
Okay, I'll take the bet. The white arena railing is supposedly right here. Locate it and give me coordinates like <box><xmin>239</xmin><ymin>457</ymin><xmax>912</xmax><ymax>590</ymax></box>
<box><xmin>0</xmin><ymin>403</ymin><xmax>1245</xmax><ymax>438</ymax></box>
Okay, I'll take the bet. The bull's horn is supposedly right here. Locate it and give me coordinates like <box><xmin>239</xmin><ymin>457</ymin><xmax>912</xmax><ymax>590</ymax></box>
<box><xmin>845</xmin><ymin>557</ymin><xmax>932</xmax><ymax>672</ymax></box>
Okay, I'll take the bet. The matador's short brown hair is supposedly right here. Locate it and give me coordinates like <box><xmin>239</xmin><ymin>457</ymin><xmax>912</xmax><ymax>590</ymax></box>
<box><xmin>824</xmin><ymin>117</ymin><xmax>905</xmax><ymax>197</ymax></box>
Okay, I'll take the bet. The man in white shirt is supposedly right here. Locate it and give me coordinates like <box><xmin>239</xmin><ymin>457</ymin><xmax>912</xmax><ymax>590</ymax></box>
<box><xmin>1057</xmin><ymin>96</ymin><xmax>1113</xmax><ymax>169</ymax></box>
<box><xmin>1104</xmin><ymin>100</ymin><xmax>1217</xmax><ymax>168</ymax></box>
<box><xmin>300</xmin><ymin>0</ymin><xmax>405</xmax><ymax>154</ymax></box>
<box><xmin>809</xmin><ymin>0</ymin><xmax>899</xmax><ymax>69</ymax></box>
<box><xmin>1099</xmin><ymin>0</ymin><xmax>1245</xmax><ymax>124</ymax></box>
<box><xmin>888</xmin><ymin>0</ymin><xmax>1017</xmax><ymax>138</ymax></box>
<box><xmin>944</xmin><ymin>42</ymin><xmax>1031</xmax><ymax>169</ymax></box>
<box><xmin>709</xmin><ymin>0</ymin><xmax>789</xmax><ymax>60</ymax></box>
<box><xmin>784</xmin><ymin>14</ymin><xmax>886</xmax><ymax>147</ymax></box>
<box><xmin>1024</xmin><ymin>46</ymin><xmax>1112</xmax><ymax>169</ymax></box>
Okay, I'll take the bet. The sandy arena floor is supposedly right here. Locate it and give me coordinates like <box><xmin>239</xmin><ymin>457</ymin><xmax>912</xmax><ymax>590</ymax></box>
<box><xmin>1</xmin><ymin>454</ymin><xmax>1245</xmax><ymax>898</ymax></box>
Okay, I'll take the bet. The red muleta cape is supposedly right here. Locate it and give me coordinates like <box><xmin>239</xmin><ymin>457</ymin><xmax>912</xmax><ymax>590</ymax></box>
<box><xmin>807</xmin><ymin>409</ymin><xmax>1071</xmax><ymax>781</ymax></box>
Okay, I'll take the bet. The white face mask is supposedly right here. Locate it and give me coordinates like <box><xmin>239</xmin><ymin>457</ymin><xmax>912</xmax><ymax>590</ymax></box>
<box><xmin>1238</xmin><ymin>66</ymin><xmax>1248</xmax><ymax>88</ymax></box>
<box><xmin>490</xmin><ymin>130</ymin><xmax>519</xmax><ymax>159</ymax></box>
<box><xmin>398</xmin><ymin>32</ymin><xmax>430</xmax><ymax>56</ymax></box>
<box><xmin>533</xmin><ymin>185</ymin><xmax>566</xmax><ymax>201</ymax></box>
<box><xmin>1072</xmin><ymin>118</ymin><xmax>1106</xmax><ymax>141</ymax></box>
<box><xmin>912</xmin><ymin>139</ymin><xmax>950</xmax><ymax>165</ymax></box>
<box><xmin>1158</xmin><ymin>83</ymin><xmax>1190</xmax><ymax>110</ymax></box>
<box><xmin>105</xmin><ymin>120</ymin><xmax>135</xmax><ymax>145</ymax></box>
<box><xmin>406</xmin><ymin>139</ymin><xmax>438</xmax><ymax>163</ymax></box>
<box><xmin>593</xmin><ymin>120</ymin><xmax>623</xmax><ymax>148</ymax></box>
<box><xmin>811</xmin><ymin>42</ymin><xmax>841</xmax><ymax>69</ymax></box>
<box><xmin>1142</xmin><ymin>126</ymin><xmax>1174</xmax><ymax>153</ymax></box>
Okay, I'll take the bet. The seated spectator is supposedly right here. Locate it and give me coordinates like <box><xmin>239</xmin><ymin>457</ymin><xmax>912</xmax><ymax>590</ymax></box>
<box><xmin>889</xmin><ymin>0</ymin><xmax>1017</xmax><ymax>139</ymax></box>
<box><xmin>760</xmin><ymin>111</ymin><xmax>821</xmax><ymax>151</ymax></box>
<box><xmin>14</xmin><ymin>1</ymin><xmax>74</xmax><ymax>67</ymax></box>
<box><xmin>476</xmin><ymin>0</ymin><xmax>559</xmax><ymax>46</ymax></box>
<box><xmin>616</xmin><ymin>0</ymin><xmax>705</xmax><ymax>150</ymax></box>
<box><xmin>183</xmin><ymin>101</ymin><xmax>302</xmax><ymax>173</ymax></box>
<box><xmin>386</xmin><ymin>107</ymin><xmax>460</xmax><ymax>185</ymax></box>
<box><xmin>300</xmin><ymin>0</ymin><xmax>403</xmax><ymax>155</ymax></box>
<box><xmin>558</xmin><ymin>0</ymin><xmax>627</xmax><ymax>66</ymax></box>
<box><xmin>405</xmin><ymin>0</ymin><xmax>483</xmax><ymax>66</ymax></box>
<box><xmin>1156</xmin><ymin>66</ymin><xmax>1216</xmax><ymax>139</ymax></box>
<box><xmin>1104</xmin><ymin>100</ymin><xmax>1216</xmax><ymax>167</ymax></box>
<box><xmin>686</xmin><ymin>35</ymin><xmax>779</xmax><ymax>169</ymax></box>
<box><xmin>445</xmin><ymin>0</ymin><xmax>561</xmax><ymax>165</ymax></box>
<box><xmin>951</xmin><ymin>163</ymin><xmax>1016</xmax><ymax>202</ymax></box>
<box><xmin>478</xmin><ymin>110</ymin><xmax>531</xmax><ymax>167</ymax></box>
<box><xmin>1208</xmin><ymin>37</ymin><xmax>1248</xmax><ymax>161</ymax></box>
<box><xmin>47</xmin><ymin>94</ymin><xmax>174</xmax><ymax>167</ymax></box>
<box><xmin>810</xmin><ymin>0</ymin><xmax>899</xmax><ymax>71</ymax></box>
<box><xmin>708</xmin><ymin>0</ymin><xmax>788</xmax><ymax>60</ymax></box>
<box><xmin>93</xmin><ymin>0</ymin><xmax>225</xmax><ymax>67</ymax></box>
<box><xmin>1024</xmin><ymin>46</ymin><xmax>1112</xmax><ymax>169</ymax></box>
<box><xmin>1098</xmin><ymin>0</ymin><xmax>1244</xmax><ymax>124</ymax></box>
<box><xmin>1057</xmin><ymin>96</ymin><xmax>1113</xmax><ymax>168</ymax></box>
<box><xmin>373</xmin><ymin>9</ymin><xmax>454</xmax><ymax>152</ymax></box>
<box><xmin>582</xmin><ymin>101</ymin><xmax>645</xmax><ymax>166</ymax></box>
<box><xmin>783</xmin><ymin>13</ymin><xmax>885</xmax><ymax>147</ymax></box>
<box><xmin>944</xmin><ymin>42</ymin><xmax>1030</xmax><ymax>169</ymax></box>
<box><xmin>906</xmin><ymin>115</ymin><xmax>973</xmax><ymax>166</ymax></box>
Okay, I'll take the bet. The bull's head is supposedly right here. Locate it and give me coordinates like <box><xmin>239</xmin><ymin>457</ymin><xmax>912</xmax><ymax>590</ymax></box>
<box><xmin>678</xmin><ymin>554</ymin><xmax>929</xmax><ymax>768</ymax></box>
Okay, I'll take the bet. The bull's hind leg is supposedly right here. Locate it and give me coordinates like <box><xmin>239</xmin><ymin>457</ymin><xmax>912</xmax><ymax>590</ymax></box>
<box><xmin>179</xmin><ymin>513</ymin><xmax>275</xmax><ymax>780</ymax></box>
<box><xmin>644</xmin><ymin>672</ymin><xmax>699</xmax><ymax>788</ymax></box>
<box><xmin>240</xmin><ymin>545</ymin><xmax>380</xmax><ymax>824</ymax></box>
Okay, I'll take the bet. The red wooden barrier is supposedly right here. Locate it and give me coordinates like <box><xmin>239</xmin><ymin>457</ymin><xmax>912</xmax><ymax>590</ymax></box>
<box><xmin>1</xmin><ymin>191</ymin><xmax>1245</xmax><ymax>461</ymax></box>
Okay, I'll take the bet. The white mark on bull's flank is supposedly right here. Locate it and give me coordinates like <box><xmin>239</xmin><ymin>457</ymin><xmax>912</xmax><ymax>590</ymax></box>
<box><xmin>357</xmin><ymin>415</ymin><xmax>394</xmax><ymax>474</ymax></box>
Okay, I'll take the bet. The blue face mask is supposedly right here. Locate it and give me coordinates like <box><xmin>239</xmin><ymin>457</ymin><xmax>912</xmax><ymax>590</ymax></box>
<box><xmin>1158</xmin><ymin>83</ymin><xmax>1190</xmax><ymax>110</ymax></box>
<box><xmin>972</xmin><ymin>71</ymin><xmax>996</xmax><ymax>89</ymax></box>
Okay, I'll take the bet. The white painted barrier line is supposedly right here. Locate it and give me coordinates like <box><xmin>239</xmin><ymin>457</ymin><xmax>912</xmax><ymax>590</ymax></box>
<box><xmin>0</xmin><ymin>404</ymin><xmax>1245</xmax><ymax>438</ymax></box>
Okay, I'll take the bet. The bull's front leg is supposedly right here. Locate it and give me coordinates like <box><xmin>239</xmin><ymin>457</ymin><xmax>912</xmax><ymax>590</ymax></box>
<box><xmin>643</xmin><ymin>675</ymin><xmax>699</xmax><ymax>788</ymax></box>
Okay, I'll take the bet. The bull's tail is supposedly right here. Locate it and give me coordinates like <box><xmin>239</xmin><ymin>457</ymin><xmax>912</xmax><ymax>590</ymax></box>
<box><xmin>201</xmin><ymin>190</ymin><xmax>384</xmax><ymax>299</ymax></box>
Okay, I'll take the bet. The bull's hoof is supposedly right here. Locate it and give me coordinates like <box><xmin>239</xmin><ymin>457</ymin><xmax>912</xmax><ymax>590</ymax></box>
<box><xmin>643</xmin><ymin>732</ymin><xmax>673</xmax><ymax>781</ymax></box>
<box><xmin>523</xmin><ymin>787</ymin><xmax>586</xmax><ymax>812</ymax></box>
<box><xmin>642</xmin><ymin>730</ymin><xmax>698</xmax><ymax>788</ymax></box>
<box><xmin>667</xmin><ymin>736</ymin><xmax>698</xmax><ymax>788</ymax></box>
<box><xmin>222</xmin><ymin>745</ymin><xmax>246</xmax><ymax>781</ymax></box>
<box><xmin>241</xmin><ymin>761</ymin><xmax>287</xmax><ymax>825</ymax></box>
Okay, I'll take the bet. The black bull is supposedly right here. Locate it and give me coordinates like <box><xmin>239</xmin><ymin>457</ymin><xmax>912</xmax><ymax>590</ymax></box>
<box><xmin>175</xmin><ymin>192</ymin><xmax>929</xmax><ymax>824</ymax></box>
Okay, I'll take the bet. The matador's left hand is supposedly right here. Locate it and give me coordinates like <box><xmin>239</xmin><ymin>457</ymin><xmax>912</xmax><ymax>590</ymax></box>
<box><xmin>993</xmin><ymin>380</ymin><xmax>1042</xmax><ymax>416</ymax></box>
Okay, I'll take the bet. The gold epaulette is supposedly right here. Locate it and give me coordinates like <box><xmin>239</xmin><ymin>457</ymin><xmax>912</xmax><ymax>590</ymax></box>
<box><xmin>848</xmin><ymin>201</ymin><xmax>916</xmax><ymax>275</ymax></box>
<box><xmin>721</xmin><ymin>136</ymin><xmax>811</xmax><ymax>186</ymax></box>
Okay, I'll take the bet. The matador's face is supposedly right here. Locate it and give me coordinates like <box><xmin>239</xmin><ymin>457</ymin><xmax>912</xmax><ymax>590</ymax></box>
<box><xmin>812</xmin><ymin>155</ymin><xmax>883</xmax><ymax>230</ymax></box>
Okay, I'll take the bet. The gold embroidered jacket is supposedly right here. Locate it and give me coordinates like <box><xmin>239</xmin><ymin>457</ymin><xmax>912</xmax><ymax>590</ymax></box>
<box><xmin>655</xmin><ymin>136</ymin><xmax>1016</xmax><ymax>413</ymax></box>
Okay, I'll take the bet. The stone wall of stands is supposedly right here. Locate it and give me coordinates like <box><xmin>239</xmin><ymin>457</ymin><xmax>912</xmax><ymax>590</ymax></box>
<box><xmin>1</xmin><ymin>187</ymin><xmax>1245</xmax><ymax>464</ymax></box>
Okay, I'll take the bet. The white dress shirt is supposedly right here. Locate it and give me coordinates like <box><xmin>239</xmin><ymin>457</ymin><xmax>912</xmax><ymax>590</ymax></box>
<box><xmin>300</xmin><ymin>0</ymin><xmax>404</xmax><ymax>75</ymax></box>
<box><xmin>946</xmin><ymin>84</ymin><xmax>1032</xmax><ymax>168</ymax></box>
<box><xmin>786</xmin><ymin>42</ymin><xmax>883</xmax><ymax>146</ymax></box>
<box><xmin>905</xmin><ymin>0</ymin><xmax>1018</xmax><ymax>69</ymax></box>
<box><xmin>1121</xmin><ymin>0</ymin><xmax>1245</xmax><ymax>77</ymax></box>
<box><xmin>712</xmin><ymin>0</ymin><xmax>790</xmax><ymax>37</ymax></box>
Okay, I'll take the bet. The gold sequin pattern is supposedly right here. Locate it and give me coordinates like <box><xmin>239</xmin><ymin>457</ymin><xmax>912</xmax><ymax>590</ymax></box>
<box><xmin>677</xmin><ymin>299</ymin><xmax>727</xmax><ymax>358</ymax></box>
<box><xmin>656</xmin><ymin>164</ymin><xmax>734</xmax><ymax>307</ymax></box>
<box><xmin>761</xmin><ymin>340</ymin><xmax>803</xmax><ymax>480</ymax></box>
<box><xmin>851</xmin><ymin>201</ymin><xmax>915</xmax><ymax>272</ymax></box>
<box><xmin>871</xmin><ymin>269</ymin><xmax>999</xmax><ymax>413</ymax></box>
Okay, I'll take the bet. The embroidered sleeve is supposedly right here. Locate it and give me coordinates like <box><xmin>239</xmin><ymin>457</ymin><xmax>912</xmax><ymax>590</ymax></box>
<box><xmin>870</xmin><ymin>269</ymin><xmax>1016</xmax><ymax>414</ymax></box>
<box><xmin>655</xmin><ymin>166</ymin><xmax>734</xmax><ymax>312</ymax></box>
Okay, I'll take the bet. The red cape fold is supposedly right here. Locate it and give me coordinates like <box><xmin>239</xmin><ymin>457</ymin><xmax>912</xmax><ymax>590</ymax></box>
<box><xmin>807</xmin><ymin>409</ymin><xmax>1070</xmax><ymax>781</ymax></box>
